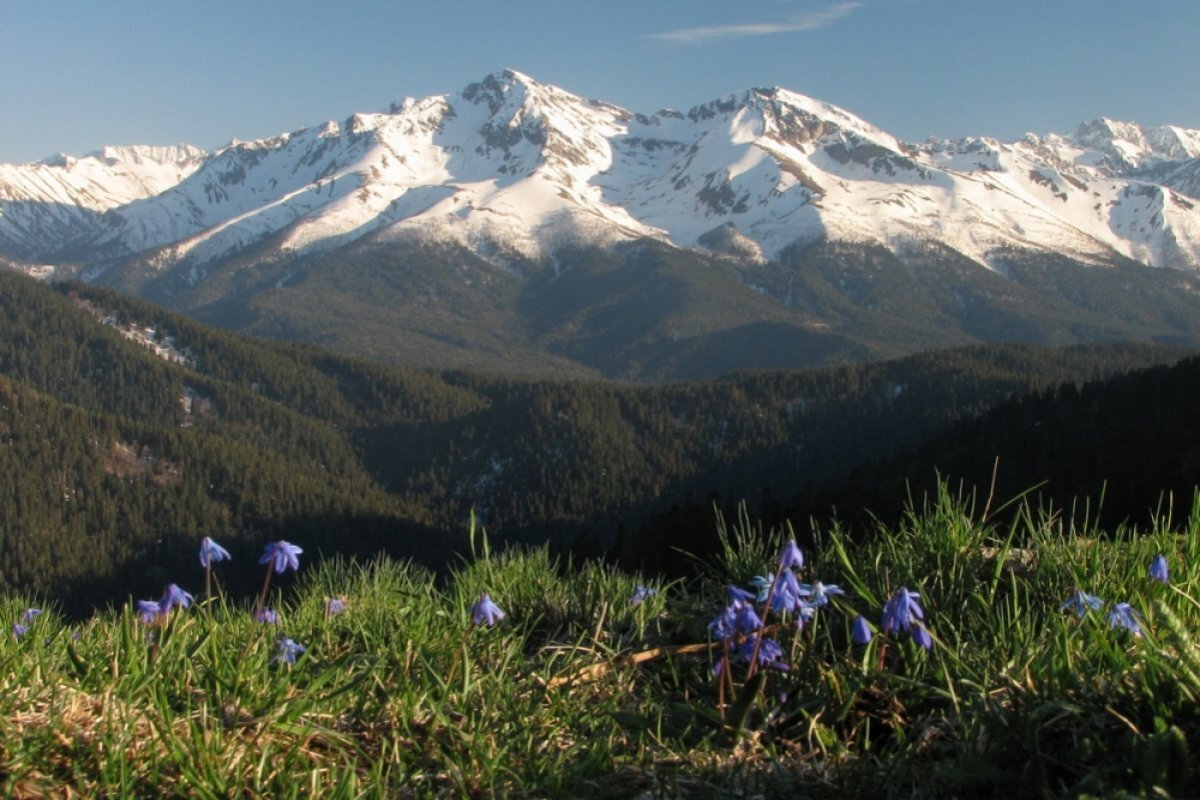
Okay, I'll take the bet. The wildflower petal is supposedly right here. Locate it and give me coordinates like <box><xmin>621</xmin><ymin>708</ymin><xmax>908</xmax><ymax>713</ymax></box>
<box><xmin>912</xmin><ymin>624</ymin><xmax>934</xmax><ymax>651</ymax></box>
<box><xmin>734</xmin><ymin>601</ymin><xmax>763</xmax><ymax>634</ymax></box>
<box><xmin>882</xmin><ymin>587</ymin><xmax>924</xmax><ymax>634</ymax></box>
<box><xmin>1059</xmin><ymin>589</ymin><xmax>1103</xmax><ymax>618</ymax></box>
<box><xmin>737</xmin><ymin>633</ymin><xmax>786</xmax><ymax>667</ymax></box>
<box><xmin>1108</xmin><ymin>602</ymin><xmax>1143</xmax><ymax>636</ymax></box>
<box><xmin>158</xmin><ymin>584</ymin><xmax>193</xmax><ymax>614</ymax></box>
<box><xmin>199</xmin><ymin>536</ymin><xmax>232</xmax><ymax>568</ymax></box>
<box><xmin>779</xmin><ymin>539</ymin><xmax>804</xmax><ymax>571</ymax></box>
<box><xmin>748</xmin><ymin>575</ymin><xmax>772</xmax><ymax>603</ymax></box>
<box><xmin>136</xmin><ymin>600</ymin><xmax>161</xmax><ymax>624</ymax></box>
<box><xmin>808</xmin><ymin>581</ymin><xmax>845</xmax><ymax>606</ymax></box>
<box><xmin>275</xmin><ymin>637</ymin><xmax>306</xmax><ymax>665</ymax></box>
<box><xmin>470</xmin><ymin>593</ymin><xmax>505</xmax><ymax>627</ymax></box>
<box><xmin>259</xmin><ymin>541</ymin><xmax>303</xmax><ymax>574</ymax></box>
<box><xmin>725</xmin><ymin>584</ymin><xmax>756</xmax><ymax>603</ymax></box>
<box><xmin>852</xmin><ymin>615</ymin><xmax>873</xmax><ymax>644</ymax></box>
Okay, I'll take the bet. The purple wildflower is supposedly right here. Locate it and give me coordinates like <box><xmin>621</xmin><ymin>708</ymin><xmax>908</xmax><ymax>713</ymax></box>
<box><xmin>912</xmin><ymin>624</ymin><xmax>934</xmax><ymax>651</ymax></box>
<box><xmin>136</xmin><ymin>600</ymin><xmax>162</xmax><ymax>624</ymax></box>
<box><xmin>794</xmin><ymin>602</ymin><xmax>818</xmax><ymax>630</ymax></box>
<box><xmin>737</xmin><ymin>633</ymin><xmax>790</xmax><ymax>671</ymax></box>
<box><xmin>158</xmin><ymin>584</ymin><xmax>193</xmax><ymax>614</ymax></box>
<box><xmin>275</xmin><ymin>637</ymin><xmax>306</xmax><ymax>665</ymax></box>
<box><xmin>1059</xmin><ymin>589</ymin><xmax>1103</xmax><ymax>618</ymax></box>
<box><xmin>259</xmin><ymin>541</ymin><xmax>303</xmax><ymax>574</ymax></box>
<box><xmin>1108</xmin><ymin>602</ymin><xmax>1143</xmax><ymax>636</ymax></box>
<box><xmin>199</xmin><ymin>536</ymin><xmax>232</xmax><ymax>569</ymax></box>
<box><xmin>326</xmin><ymin>597</ymin><xmax>347</xmax><ymax>616</ymax></box>
<box><xmin>852</xmin><ymin>615</ymin><xmax>873</xmax><ymax>644</ymax></box>
<box><xmin>802</xmin><ymin>581</ymin><xmax>845</xmax><ymax>607</ymax></box>
<box><xmin>709</xmin><ymin>599</ymin><xmax>762</xmax><ymax>640</ymax></box>
<box><xmin>726</xmin><ymin>584</ymin><xmax>756</xmax><ymax>603</ymax></box>
<box><xmin>629</xmin><ymin>585</ymin><xmax>656</xmax><ymax>606</ymax></box>
<box><xmin>734</xmin><ymin>601</ymin><xmax>763</xmax><ymax>633</ymax></box>
<box><xmin>254</xmin><ymin>607</ymin><xmax>279</xmax><ymax>624</ymax></box>
<box><xmin>14</xmin><ymin>608</ymin><xmax>42</xmax><ymax>634</ymax></box>
<box><xmin>470</xmin><ymin>593</ymin><xmax>505</xmax><ymax>627</ymax></box>
<box><xmin>882</xmin><ymin>586</ymin><xmax>925</xmax><ymax>635</ymax></box>
<box><xmin>779</xmin><ymin>539</ymin><xmax>805</xmax><ymax>571</ymax></box>
<box><xmin>708</xmin><ymin>604</ymin><xmax>739</xmax><ymax>640</ymax></box>
<box><xmin>771</xmin><ymin>570</ymin><xmax>806</xmax><ymax>614</ymax></box>
<box><xmin>748</xmin><ymin>575</ymin><xmax>773</xmax><ymax>603</ymax></box>
<box><xmin>1150</xmin><ymin>554</ymin><xmax>1169</xmax><ymax>584</ymax></box>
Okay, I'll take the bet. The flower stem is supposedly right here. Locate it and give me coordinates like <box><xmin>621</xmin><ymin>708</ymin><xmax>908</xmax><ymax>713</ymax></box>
<box><xmin>747</xmin><ymin>559</ymin><xmax>788</xmax><ymax>677</ymax></box>
<box><xmin>256</xmin><ymin>567</ymin><xmax>273</xmax><ymax>613</ymax></box>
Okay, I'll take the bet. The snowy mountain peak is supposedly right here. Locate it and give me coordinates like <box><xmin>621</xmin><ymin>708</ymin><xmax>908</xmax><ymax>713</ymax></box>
<box><xmin>460</xmin><ymin>69</ymin><xmax>541</xmax><ymax>111</ymax></box>
<box><xmin>28</xmin><ymin>144</ymin><xmax>206</xmax><ymax>172</ymax></box>
<box><xmin>0</xmin><ymin>143</ymin><xmax>209</xmax><ymax>260</ymax></box>
<box><xmin>1147</xmin><ymin>125</ymin><xmax>1200</xmax><ymax>161</ymax></box>
<box><xmin>1074</xmin><ymin>117</ymin><xmax>1200</xmax><ymax>169</ymax></box>
<box><xmin>2</xmin><ymin>71</ymin><xmax>1199</xmax><ymax>277</ymax></box>
<box><xmin>457</xmin><ymin>69</ymin><xmax>627</xmax><ymax>141</ymax></box>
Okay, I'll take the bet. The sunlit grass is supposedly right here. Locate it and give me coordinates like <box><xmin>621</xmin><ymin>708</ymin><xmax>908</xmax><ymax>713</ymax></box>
<box><xmin>2</xmin><ymin>485</ymin><xmax>1199</xmax><ymax>797</ymax></box>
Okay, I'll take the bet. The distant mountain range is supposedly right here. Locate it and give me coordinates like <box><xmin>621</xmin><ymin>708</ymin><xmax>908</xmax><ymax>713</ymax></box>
<box><xmin>4</xmin><ymin>70</ymin><xmax>1200</xmax><ymax>379</ymax></box>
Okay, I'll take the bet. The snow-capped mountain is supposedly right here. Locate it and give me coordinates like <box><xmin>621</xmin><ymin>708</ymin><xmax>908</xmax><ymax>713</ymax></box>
<box><xmin>8</xmin><ymin>71</ymin><xmax>1200</xmax><ymax>382</ymax></box>
<box><xmin>4</xmin><ymin>70</ymin><xmax>1199</xmax><ymax>278</ymax></box>
<box><xmin>0</xmin><ymin>145</ymin><xmax>207</xmax><ymax>261</ymax></box>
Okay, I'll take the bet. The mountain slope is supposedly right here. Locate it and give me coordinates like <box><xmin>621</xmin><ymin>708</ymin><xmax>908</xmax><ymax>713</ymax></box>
<box><xmin>811</xmin><ymin>349</ymin><xmax>1200</xmax><ymax>538</ymax></box>
<box><xmin>0</xmin><ymin>145</ymin><xmax>207</xmax><ymax>261</ymax></box>
<box><xmin>0</xmin><ymin>269</ymin><xmax>1193</xmax><ymax>609</ymax></box>
<box><xmin>5</xmin><ymin>71</ymin><xmax>1200</xmax><ymax>380</ymax></box>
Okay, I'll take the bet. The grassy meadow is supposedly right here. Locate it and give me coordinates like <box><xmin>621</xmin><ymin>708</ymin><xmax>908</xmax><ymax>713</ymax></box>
<box><xmin>2</xmin><ymin>485</ymin><xmax>1199</xmax><ymax>798</ymax></box>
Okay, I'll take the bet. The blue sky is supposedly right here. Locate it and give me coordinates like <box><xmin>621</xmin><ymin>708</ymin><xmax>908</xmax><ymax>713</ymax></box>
<box><xmin>2</xmin><ymin>0</ymin><xmax>1197</xmax><ymax>164</ymax></box>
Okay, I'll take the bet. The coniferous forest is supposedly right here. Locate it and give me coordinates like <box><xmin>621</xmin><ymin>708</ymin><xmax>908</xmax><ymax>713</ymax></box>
<box><xmin>0</xmin><ymin>267</ymin><xmax>1197</xmax><ymax>614</ymax></box>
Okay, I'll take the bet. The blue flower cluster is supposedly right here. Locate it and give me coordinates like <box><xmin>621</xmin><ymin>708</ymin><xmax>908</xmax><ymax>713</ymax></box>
<box><xmin>707</xmin><ymin>539</ymin><xmax>877</xmax><ymax>678</ymax></box>
<box><xmin>109</xmin><ymin>530</ymin><xmax>511</xmax><ymax>671</ymax></box>
<box><xmin>703</xmin><ymin>536</ymin><xmax>945</xmax><ymax>689</ymax></box>
<box><xmin>1057</xmin><ymin>554</ymin><xmax>1170</xmax><ymax>637</ymax></box>
<box><xmin>135</xmin><ymin>583</ymin><xmax>194</xmax><ymax>624</ymax></box>
<box><xmin>11</xmin><ymin>607</ymin><xmax>41</xmax><ymax>638</ymax></box>
<box><xmin>125</xmin><ymin>536</ymin><xmax>310</xmax><ymax>664</ymax></box>
<box><xmin>882</xmin><ymin>587</ymin><xmax>933</xmax><ymax>650</ymax></box>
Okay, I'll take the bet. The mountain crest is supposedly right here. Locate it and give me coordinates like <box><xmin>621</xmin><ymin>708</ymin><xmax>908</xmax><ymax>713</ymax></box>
<box><xmin>460</xmin><ymin>69</ymin><xmax>541</xmax><ymax>114</ymax></box>
<box><xmin>2</xmin><ymin>71</ymin><xmax>1199</xmax><ymax>277</ymax></box>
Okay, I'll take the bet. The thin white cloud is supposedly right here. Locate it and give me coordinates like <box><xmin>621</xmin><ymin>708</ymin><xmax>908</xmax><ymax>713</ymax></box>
<box><xmin>650</xmin><ymin>2</ymin><xmax>861</xmax><ymax>44</ymax></box>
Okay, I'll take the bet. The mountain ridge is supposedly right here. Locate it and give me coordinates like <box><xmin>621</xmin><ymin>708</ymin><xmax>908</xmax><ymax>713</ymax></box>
<box><xmin>5</xmin><ymin>69</ymin><xmax>1199</xmax><ymax>276</ymax></box>
<box><xmin>6</xmin><ymin>71</ymin><xmax>1200</xmax><ymax>381</ymax></box>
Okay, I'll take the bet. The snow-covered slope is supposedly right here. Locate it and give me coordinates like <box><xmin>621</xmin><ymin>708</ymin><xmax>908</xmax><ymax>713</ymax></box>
<box><xmin>0</xmin><ymin>145</ymin><xmax>207</xmax><ymax>260</ymax></box>
<box><xmin>917</xmin><ymin>130</ymin><xmax>1200</xmax><ymax>269</ymax></box>
<box><xmin>3</xmin><ymin>71</ymin><xmax>1199</xmax><ymax>276</ymax></box>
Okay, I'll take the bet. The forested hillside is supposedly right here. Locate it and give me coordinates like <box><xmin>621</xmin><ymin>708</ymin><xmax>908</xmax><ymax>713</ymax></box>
<box><xmin>823</xmin><ymin>352</ymin><xmax>1200</xmax><ymax>533</ymax></box>
<box><xmin>0</xmin><ymin>269</ymin><xmax>1192</xmax><ymax>611</ymax></box>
